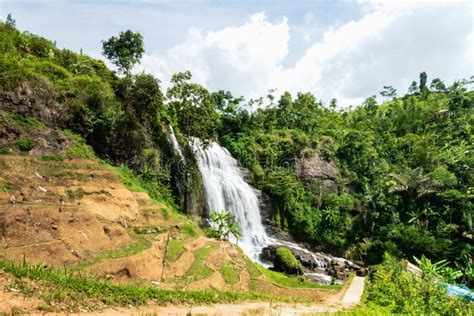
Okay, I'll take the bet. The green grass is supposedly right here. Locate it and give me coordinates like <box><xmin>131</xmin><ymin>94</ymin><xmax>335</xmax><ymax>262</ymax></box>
<box><xmin>40</xmin><ymin>154</ymin><xmax>63</xmax><ymax>161</ymax></box>
<box><xmin>219</xmin><ymin>261</ymin><xmax>240</xmax><ymax>285</ymax></box>
<box><xmin>13</xmin><ymin>138</ymin><xmax>34</xmax><ymax>152</ymax></box>
<box><xmin>0</xmin><ymin>259</ymin><xmax>306</xmax><ymax>311</ymax></box>
<box><xmin>60</xmin><ymin>130</ymin><xmax>96</xmax><ymax>159</ymax></box>
<box><xmin>185</xmin><ymin>245</ymin><xmax>215</xmax><ymax>283</ymax></box>
<box><xmin>65</xmin><ymin>187</ymin><xmax>87</xmax><ymax>201</ymax></box>
<box><xmin>114</xmin><ymin>165</ymin><xmax>177</xmax><ymax>209</ymax></box>
<box><xmin>181</xmin><ymin>223</ymin><xmax>200</xmax><ymax>237</ymax></box>
<box><xmin>165</xmin><ymin>239</ymin><xmax>186</xmax><ymax>262</ymax></box>
<box><xmin>69</xmin><ymin>232</ymin><xmax>151</xmax><ymax>271</ymax></box>
<box><xmin>0</xmin><ymin>179</ymin><xmax>12</xmax><ymax>191</ymax></box>
<box><xmin>2</xmin><ymin>111</ymin><xmax>47</xmax><ymax>131</ymax></box>
<box><xmin>260</xmin><ymin>267</ymin><xmax>341</xmax><ymax>290</ymax></box>
<box><xmin>160</xmin><ymin>207</ymin><xmax>169</xmax><ymax>220</ymax></box>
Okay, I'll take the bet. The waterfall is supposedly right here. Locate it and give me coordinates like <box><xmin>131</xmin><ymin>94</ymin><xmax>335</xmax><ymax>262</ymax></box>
<box><xmin>193</xmin><ymin>140</ymin><xmax>335</xmax><ymax>280</ymax></box>
<box><xmin>169</xmin><ymin>125</ymin><xmax>185</xmax><ymax>161</ymax></box>
<box><xmin>192</xmin><ymin>139</ymin><xmax>270</xmax><ymax>261</ymax></box>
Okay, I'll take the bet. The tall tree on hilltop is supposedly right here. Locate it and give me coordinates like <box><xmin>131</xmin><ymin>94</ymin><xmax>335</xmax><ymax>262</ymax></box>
<box><xmin>102</xmin><ymin>30</ymin><xmax>144</xmax><ymax>75</ymax></box>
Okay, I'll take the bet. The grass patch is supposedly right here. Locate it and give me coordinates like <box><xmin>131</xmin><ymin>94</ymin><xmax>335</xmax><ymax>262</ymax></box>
<box><xmin>0</xmin><ymin>179</ymin><xmax>12</xmax><ymax>191</ymax></box>
<box><xmin>219</xmin><ymin>261</ymin><xmax>240</xmax><ymax>285</ymax></box>
<box><xmin>60</xmin><ymin>130</ymin><xmax>96</xmax><ymax>159</ymax></box>
<box><xmin>40</xmin><ymin>154</ymin><xmax>63</xmax><ymax>161</ymax></box>
<box><xmin>160</xmin><ymin>208</ymin><xmax>170</xmax><ymax>220</ymax></box>
<box><xmin>114</xmin><ymin>165</ymin><xmax>177</xmax><ymax>209</ymax></box>
<box><xmin>165</xmin><ymin>239</ymin><xmax>186</xmax><ymax>262</ymax></box>
<box><xmin>42</xmin><ymin>167</ymin><xmax>72</xmax><ymax>178</ymax></box>
<box><xmin>13</xmin><ymin>138</ymin><xmax>34</xmax><ymax>152</ymax></box>
<box><xmin>6</xmin><ymin>112</ymin><xmax>47</xmax><ymax>130</ymax></box>
<box><xmin>185</xmin><ymin>245</ymin><xmax>215</xmax><ymax>282</ymax></box>
<box><xmin>65</xmin><ymin>187</ymin><xmax>87</xmax><ymax>201</ymax></box>
<box><xmin>69</xmin><ymin>232</ymin><xmax>151</xmax><ymax>271</ymax></box>
<box><xmin>260</xmin><ymin>267</ymin><xmax>341</xmax><ymax>290</ymax></box>
<box><xmin>181</xmin><ymin>223</ymin><xmax>200</xmax><ymax>237</ymax></box>
<box><xmin>0</xmin><ymin>259</ymin><xmax>306</xmax><ymax>311</ymax></box>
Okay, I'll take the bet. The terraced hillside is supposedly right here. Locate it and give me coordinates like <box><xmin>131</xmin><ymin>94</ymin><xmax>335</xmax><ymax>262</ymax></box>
<box><xmin>0</xmin><ymin>140</ymin><xmax>356</xmax><ymax>313</ymax></box>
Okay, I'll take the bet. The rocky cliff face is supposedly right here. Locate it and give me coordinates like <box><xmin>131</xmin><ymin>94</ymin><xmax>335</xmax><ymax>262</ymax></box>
<box><xmin>293</xmin><ymin>150</ymin><xmax>339</xmax><ymax>194</ymax></box>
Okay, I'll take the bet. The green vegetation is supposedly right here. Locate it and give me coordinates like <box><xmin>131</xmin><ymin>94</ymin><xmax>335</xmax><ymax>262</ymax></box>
<box><xmin>218</xmin><ymin>77</ymin><xmax>474</xmax><ymax>286</ymax></box>
<box><xmin>260</xmin><ymin>266</ymin><xmax>340</xmax><ymax>289</ymax></box>
<box><xmin>102</xmin><ymin>30</ymin><xmax>144</xmax><ymax>75</ymax></box>
<box><xmin>165</xmin><ymin>239</ymin><xmax>186</xmax><ymax>262</ymax></box>
<box><xmin>363</xmin><ymin>254</ymin><xmax>472</xmax><ymax>315</ymax></box>
<box><xmin>60</xmin><ymin>131</ymin><xmax>96</xmax><ymax>159</ymax></box>
<box><xmin>0</xmin><ymin>18</ymin><xmax>473</xmax><ymax>313</ymax></box>
<box><xmin>219</xmin><ymin>261</ymin><xmax>240</xmax><ymax>285</ymax></box>
<box><xmin>0</xmin><ymin>179</ymin><xmax>12</xmax><ymax>191</ymax></box>
<box><xmin>13</xmin><ymin>138</ymin><xmax>34</xmax><ymax>152</ymax></box>
<box><xmin>209</xmin><ymin>210</ymin><xmax>242</xmax><ymax>241</ymax></box>
<box><xmin>181</xmin><ymin>223</ymin><xmax>200</xmax><ymax>238</ymax></box>
<box><xmin>70</xmin><ymin>232</ymin><xmax>151</xmax><ymax>271</ymax></box>
<box><xmin>115</xmin><ymin>165</ymin><xmax>175</xmax><ymax>208</ymax></box>
<box><xmin>185</xmin><ymin>246</ymin><xmax>215</xmax><ymax>282</ymax></box>
<box><xmin>274</xmin><ymin>247</ymin><xmax>304</xmax><ymax>275</ymax></box>
<box><xmin>0</xmin><ymin>259</ymin><xmax>305</xmax><ymax>311</ymax></box>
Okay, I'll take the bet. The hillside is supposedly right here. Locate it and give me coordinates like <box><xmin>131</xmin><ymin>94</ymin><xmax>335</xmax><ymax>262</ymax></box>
<box><xmin>0</xmin><ymin>144</ymin><xmax>352</xmax><ymax>313</ymax></box>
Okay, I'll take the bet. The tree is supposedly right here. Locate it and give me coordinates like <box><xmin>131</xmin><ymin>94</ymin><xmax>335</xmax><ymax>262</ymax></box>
<box><xmin>119</xmin><ymin>72</ymin><xmax>164</xmax><ymax>128</ymax></box>
<box><xmin>167</xmin><ymin>71</ymin><xmax>220</xmax><ymax>141</ymax></box>
<box><xmin>430</xmin><ymin>78</ymin><xmax>446</xmax><ymax>92</ymax></box>
<box><xmin>102</xmin><ymin>30</ymin><xmax>144</xmax><ymax>75</ymax></box>
<box><xmin>408</xmin><ymin>81</ymin><xmax>418</xmax><ymax>94</ymax></box>
<box><xmin>329</xmin><ymin>98</ymin><xmax>337</xmax><ymax>110</ymax></box>
<box><xmin>419</xmin><ymin>71</ymin><xmax>428</xmax><ymax>92</ymax></box>
<box><xmin>380</xmin><ymin>86</ymin><xmax>397</xmax><ymax>100</ymax></box>
<box><xmin>388</xmin><ymin>167</ymin><xmax>442</xmax><ymax>199</ymax></box>
<box><xmin>5</xmin><ymin>13</ymin><xmax>15</xmax><ymax>28</ymax></box>
<box><xmin>363</xmin><ymin>95</ymin><xmax>378</xmax><ymax>115</ymax></box>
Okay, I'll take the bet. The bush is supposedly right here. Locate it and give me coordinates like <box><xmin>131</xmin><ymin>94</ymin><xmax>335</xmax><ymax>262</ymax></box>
<box><xmin>14</xmin><ymin>138</ymin><xmax>34</xmax><ymax>152</ymax></box>
<box><xmin>367</xmin><ymin>254</ymin><xmax>472</xmax><ymax>315</ymax></box>
<box><xmin>274</xmin><ymin>247</ymin><xmax>303</xmax><ymax>275</ymax></box>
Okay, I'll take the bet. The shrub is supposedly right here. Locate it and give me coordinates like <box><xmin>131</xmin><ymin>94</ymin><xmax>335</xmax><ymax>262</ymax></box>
<box><xmin>14</xmin><ymin>138</ymin><xmax>34</xmax><ymax>152</ymax></box>
<box><xmin>367</xmin><ymin>254</ymin><xmax>472</xmax><ymax>315</ymax></box>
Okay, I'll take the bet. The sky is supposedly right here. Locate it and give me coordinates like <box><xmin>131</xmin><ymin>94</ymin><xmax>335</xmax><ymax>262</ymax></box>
<box><xmin>1</xmin><ymin>0</ymin><xmax>473</xmax><ymax>107</ymax></box>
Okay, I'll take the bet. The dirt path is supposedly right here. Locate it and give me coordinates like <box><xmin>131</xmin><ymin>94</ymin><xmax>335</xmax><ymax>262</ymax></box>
<box><xmin>341</xmin><ymin>276</ymin><xmax>365</xmax><ymax>307</ymax></box>
<box><xmin>62</xmin><ymin>276</ymin><xmax>366</xmax><ymax>315</ymax></box>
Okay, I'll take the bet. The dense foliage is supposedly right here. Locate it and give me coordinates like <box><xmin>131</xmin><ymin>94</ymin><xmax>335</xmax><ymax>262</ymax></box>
<box><xmin>217</xmin><ymin>80</ymin><xmax>474</xmax><ymax>285</ymax></box>
<box><xmin>361</xmin><ymin>254</ymin><xmax>473</xmax><ymax>315</ymax></box>
<box><xmin>0</xmin><ymin>19</ymin><xmax>472</xmax><ymax>289</ymax></box>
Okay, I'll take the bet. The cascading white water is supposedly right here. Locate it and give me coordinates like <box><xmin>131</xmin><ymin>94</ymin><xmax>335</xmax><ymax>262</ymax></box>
<box><xmin>169</xmin><ymin>125</ymin><xmax>185</xmax><ymax>161</ymax></box>
<box><xmin>193</xmin><ymin>140</ymin><xmax>336</xmax><ymax>283</ymax></box>
<box><xmin>192</xmin><ymin>139</ymin><xmax>270</xmax><ymax>261</ymax></box>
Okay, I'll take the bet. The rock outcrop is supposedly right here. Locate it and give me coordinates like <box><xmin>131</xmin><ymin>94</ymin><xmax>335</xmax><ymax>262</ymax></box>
<box><xmin>294</xmin><ymin>150</ymin><xmax>339</xmax><ymax>193</ymax></box>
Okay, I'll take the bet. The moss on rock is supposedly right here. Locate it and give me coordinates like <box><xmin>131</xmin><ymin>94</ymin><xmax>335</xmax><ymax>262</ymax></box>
<box><xmin>274</xmin><ymin>247</ymin><xmax>304</xmax><ymax>275</ymax></box>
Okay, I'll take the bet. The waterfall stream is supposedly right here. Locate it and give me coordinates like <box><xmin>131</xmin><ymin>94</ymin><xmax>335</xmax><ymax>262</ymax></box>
<box><xmin>192</xmin><ymin>140</ymin><xmax>270</xmax><ymax>261</ymax></box>
<box><xmin>169</xmin><ymin>125</ymin><xmax>185</xmax><ymax>161</ymax></box>
<box><xmin>170</xmin><ymin>137</ymin><xmax>339</xmax><ymax>284</ymax></box>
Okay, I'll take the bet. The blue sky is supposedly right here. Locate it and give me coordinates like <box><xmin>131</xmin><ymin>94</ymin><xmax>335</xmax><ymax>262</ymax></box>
<box><xmin>1</xmin><ymin>0</ymin><xmax>473</xmax><ymax>106</ymax></box>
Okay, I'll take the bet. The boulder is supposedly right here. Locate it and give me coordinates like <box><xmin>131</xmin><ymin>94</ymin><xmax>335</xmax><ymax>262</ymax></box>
<box><xmin>273</xmin><ymin>246</ymin><xmax>304</xmax><ymax>275</ymax></box>
<box><xmin>294</xmin><ymin>150</ymin><xmax>339</xmax><ymax>193</ymax></box>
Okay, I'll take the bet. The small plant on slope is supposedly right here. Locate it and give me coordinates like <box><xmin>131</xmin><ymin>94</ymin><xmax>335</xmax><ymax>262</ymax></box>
<box><xmin>209</xmin><ymin>210</ymin><xmax>242</xmax><ymax>243</ymax></box>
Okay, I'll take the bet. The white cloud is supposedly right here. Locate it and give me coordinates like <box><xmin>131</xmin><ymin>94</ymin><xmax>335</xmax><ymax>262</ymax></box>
<box><xmin>138</xmin><ymin>1</ymin><xmax>473</xmax><ymax>108</ymax></box>
<box><xmin>139</xmin><ymin>12</ymin><xmax>290</xmax><ymax>97</ymax></box>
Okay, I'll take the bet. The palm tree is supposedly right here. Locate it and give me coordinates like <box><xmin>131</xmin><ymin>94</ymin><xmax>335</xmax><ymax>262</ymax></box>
<box><xmin>388</xmin><ymin>167</ymin><xmax>442</xmax><ymax>198</ymax></box>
